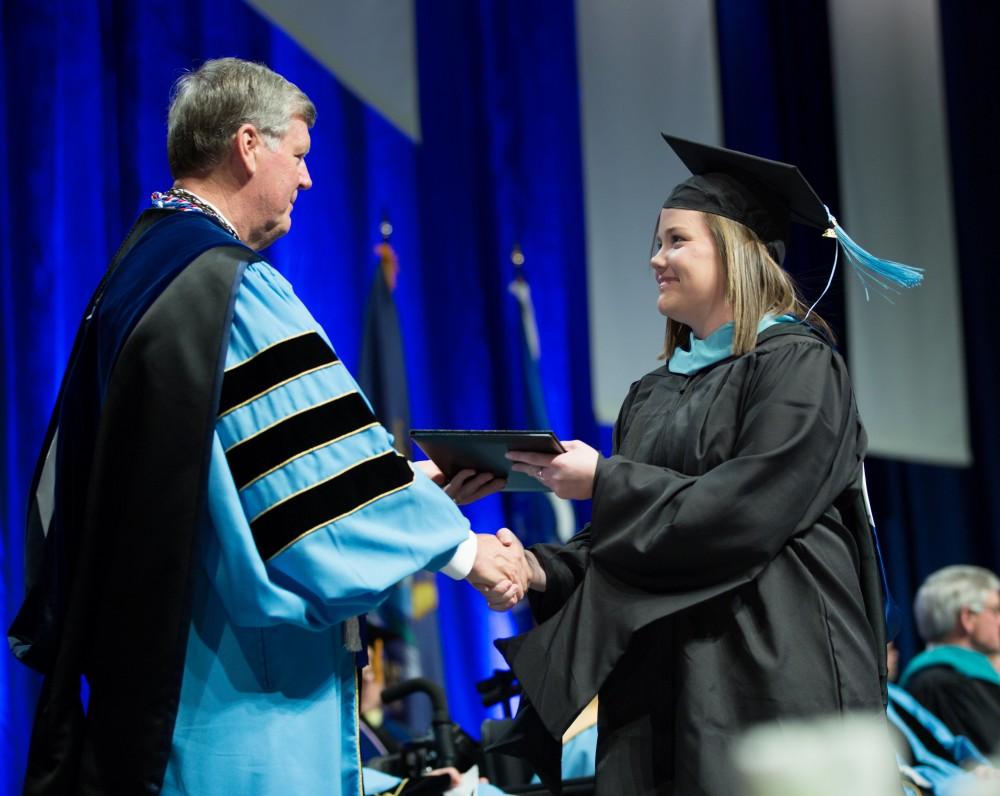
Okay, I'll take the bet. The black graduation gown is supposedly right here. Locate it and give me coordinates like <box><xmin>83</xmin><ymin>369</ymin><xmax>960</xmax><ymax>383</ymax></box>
<box><xmin>902</xmin><ymin>667</ymin><xmax>1000</xmax><ymax>755</ymax></box>
<box><xmin>495</xmin><ymin>325</ymin><xmax>888</xmax><ymax>795</ymax></box>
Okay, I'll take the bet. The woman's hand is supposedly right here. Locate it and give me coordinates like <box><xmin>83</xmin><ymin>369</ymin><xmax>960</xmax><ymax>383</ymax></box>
<box><xmin>413</xmin><ymin>460</ymin><xmax>506</xmax><ymax>504</ymax></box>
<box><xmin>506</xmin><ymin>440</ymin><xmax>599</xmax><ymax>500</ymax></box>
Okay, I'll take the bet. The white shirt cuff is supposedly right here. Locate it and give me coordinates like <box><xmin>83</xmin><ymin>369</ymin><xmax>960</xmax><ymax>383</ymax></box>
<box><xmin>439</xmin><ymin>530</ymin><xmax>478</xmax><ymax>580</ymax></box>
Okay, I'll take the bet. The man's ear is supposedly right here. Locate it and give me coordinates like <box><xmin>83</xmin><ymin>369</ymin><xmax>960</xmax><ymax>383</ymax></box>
<box><xmin>234</xmin><ymin>123</ymin><xmax>261</xmax><ymax>175</ymax></box>
<box><xmin>958</xmin><ymin>605</ymin><xmax>978</xmax><ymax>636</ymax></box>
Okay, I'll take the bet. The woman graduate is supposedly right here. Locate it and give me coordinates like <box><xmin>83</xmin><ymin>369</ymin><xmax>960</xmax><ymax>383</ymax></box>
<box><xmin>493</xmin><ymin>135</ymin><xmax>922</xmax><ymax>795</ymax></box>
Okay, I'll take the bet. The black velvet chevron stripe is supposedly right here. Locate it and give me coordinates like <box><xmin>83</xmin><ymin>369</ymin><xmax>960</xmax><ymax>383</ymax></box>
<box><xmin>218</xmin><ymin>332</ymin><xmax>338</xmax><ymax>416</ymax></box>
<box><xmin>226</xmin><ymin>393</ymin><xmax>376</xmax><ymax>489</ymax></box>
<box><xmin>250</xmin><ymin>450</ymin><xmax>414</xmax><ymax>560</ymax></box>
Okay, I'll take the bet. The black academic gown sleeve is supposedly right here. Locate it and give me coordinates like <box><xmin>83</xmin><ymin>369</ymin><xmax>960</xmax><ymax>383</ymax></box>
<box><xmin>524</xmin><ymin>375</ymin><xmax>640</xmax><ymax>623</ymax></box>
<box><xmin>528</xmin><ymin>529</ymin><xmax>592</xmax><ymax>623</ymax></box>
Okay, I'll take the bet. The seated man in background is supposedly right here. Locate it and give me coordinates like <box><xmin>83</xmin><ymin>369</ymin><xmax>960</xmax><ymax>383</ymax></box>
<box><xmin>899</xmin><ymin>566</ymin><xmax>1000</xmax><ymax>755</ymax></box>
<box><xmin>887</xmin><ymin>641</ymin><xmax>997</xmax><ymax>795</ymax></box>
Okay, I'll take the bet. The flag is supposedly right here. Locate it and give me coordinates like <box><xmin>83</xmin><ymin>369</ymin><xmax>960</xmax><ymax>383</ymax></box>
<box><xmin>359</xmin><ymin>241</ymin><xmax>410</xmax><ymax>457</ymax></box>
<box><xmin>357</xmin><ymin>239</ymin><xmax>441</xmax><ymax>732</ymax></box>
<box><xmin>507</xmin><ymin>266</ymin><xmax>576</xmax><ymax>549</ymax></box>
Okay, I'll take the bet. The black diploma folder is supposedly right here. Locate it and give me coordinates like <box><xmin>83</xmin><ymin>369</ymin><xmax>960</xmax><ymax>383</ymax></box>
<box><xmin>410</xmin><ymin>430</ymin><xmax>565</xmax><ymax>493</ymax></box>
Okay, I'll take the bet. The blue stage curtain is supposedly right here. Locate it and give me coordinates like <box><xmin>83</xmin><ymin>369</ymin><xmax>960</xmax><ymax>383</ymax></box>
<box><xmin>0</xmin><ymin>1</ymin><xmax>594</xmax><ymax>791</ymax></box>
<box><xmin>714</xmin><ymin>0</ymin><xmax>1000</xmax><ymax>666</ymax></box>
<box><xmin>412</xmin><ymin>0</ymin><xmax>598</xmax><ymax>728</ymax></box>
<box><xmin>937</xmin><ymin>1</ymin><xmax>1000</xmax><ymax>571</ymax></box>
<box><xmin>715</xmin><ymin>0</ymin><xmax>847</xmax><ymax>344</ymax></box>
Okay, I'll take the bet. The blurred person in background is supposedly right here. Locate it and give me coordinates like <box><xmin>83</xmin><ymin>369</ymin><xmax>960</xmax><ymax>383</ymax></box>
<box><xmin>899</xmin><ymin>566</ymin><xmax>1000</xmax><ymax>755</ymax></box>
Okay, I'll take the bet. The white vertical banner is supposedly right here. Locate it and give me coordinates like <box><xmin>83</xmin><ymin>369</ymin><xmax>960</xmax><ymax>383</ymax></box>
<box><xmin>576</xmin><ymin>0</ymin><xmax>723</xmax><ymax>425</ymax></box>
<box><xmin>829</xmin><ymin>0</ymin><xmax>970</xmax><ymax>465</ymax></box>
<box><xmin>244</xmin><ymin>0</ymin><xmax>420</xmax><ymax>142</ymax></box>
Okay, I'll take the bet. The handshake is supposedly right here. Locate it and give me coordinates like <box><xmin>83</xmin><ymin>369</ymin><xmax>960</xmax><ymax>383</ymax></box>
<box><xmin>414</xmin><ymin>461</ymin><xmax>554</xmax><ymax>610</ymax></box>
<box><xmin>466</xmin><ymin>529</ymin><xmax>546</xmax><ymax>611</ymax></box>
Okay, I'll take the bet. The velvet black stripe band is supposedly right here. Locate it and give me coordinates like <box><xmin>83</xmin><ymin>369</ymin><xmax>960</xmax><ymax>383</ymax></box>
<box><xmin>250</xmin><ymin>450</ymin><xmax>414</xmax><ymax>560</ymax></box>
<box><xmin>218</xmin><ymin>332</ymin><xmax>338</xmax><ymax>416</ymax></box>
<box><xmin>226</xmin><ymin>392</ymin><xmax>376</xmax><ymax>490</ymax></box>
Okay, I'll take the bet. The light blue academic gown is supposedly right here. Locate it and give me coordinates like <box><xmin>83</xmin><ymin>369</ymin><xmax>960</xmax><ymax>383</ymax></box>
<box><xmin>888</xmin><ymin>683</ymin><xmax>992</xmax><ymax>796</ymax></box>
<box><xmin>161</xmin><ymin>262</ymin><xmax>472</xmax><ymax>795</ymax></box>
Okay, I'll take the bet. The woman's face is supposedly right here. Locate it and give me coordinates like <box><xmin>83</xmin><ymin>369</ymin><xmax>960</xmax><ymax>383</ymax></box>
<box><xmin>651</xmin><ymin>208</ymin><xmax>731</xmax><ymax>338</ymax></box>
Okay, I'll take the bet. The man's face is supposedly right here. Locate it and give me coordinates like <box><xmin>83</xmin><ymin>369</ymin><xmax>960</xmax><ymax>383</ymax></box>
<box><xmin>966</xmin><ymin>590</ymin><xmax>1000</xmax><ymax>655</ymax></box>
<box><xmin>246</xmin><ymin>116</ymin><xmax>312</xmax><ymax>250</ymax></box>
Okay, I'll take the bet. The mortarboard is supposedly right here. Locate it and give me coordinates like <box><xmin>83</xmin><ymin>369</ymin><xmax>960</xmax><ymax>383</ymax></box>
<box><xmin>660</xmin><ymin>134</ymin><xmax>923</xmax><ymax>307</ymax></box>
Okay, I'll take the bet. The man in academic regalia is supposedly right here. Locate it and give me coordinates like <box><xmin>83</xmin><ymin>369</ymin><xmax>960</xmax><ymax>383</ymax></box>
<box><xmin>900</xmin><ymin>565</ymin><xmax>1000</xmax><ymax>756</ymax></box>
<box><xmin>8</xmin><ymin>57</ymin><xmax>524</xmax><ymax>796</ymax></box>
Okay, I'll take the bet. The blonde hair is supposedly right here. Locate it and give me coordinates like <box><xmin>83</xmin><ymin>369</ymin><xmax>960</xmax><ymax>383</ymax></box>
<box><xmin>660</xmin><ymin>212</ymin><xmax>832</xmax><ymax>359</ymax></box>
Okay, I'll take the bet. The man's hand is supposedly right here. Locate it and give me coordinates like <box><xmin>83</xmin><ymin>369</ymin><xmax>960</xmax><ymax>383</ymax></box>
<box><xmin>467</xmin><ymin>529</ymin><xmax>532</xmax><ymax>611</ymax></box>
<box><xmin>486</xmin><ymin>529</ymin><xmax>547</xmax><ymax>607</ymax></box>
<box><xmin>413</xmin><ymin>460</ymin><xmax>506</xmax><ymax>504</ymax></box>
<box><xmin>506</xmin><ymin>439</ymin><xmax>599</xmax><ymax>500</ymax></box>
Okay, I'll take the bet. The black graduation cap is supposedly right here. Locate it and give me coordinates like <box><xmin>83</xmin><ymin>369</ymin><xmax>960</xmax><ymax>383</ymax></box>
<box><xmin>660</xmin><ymin>133</ymin><xmax>923</xmax><ymax>295</ymax></box>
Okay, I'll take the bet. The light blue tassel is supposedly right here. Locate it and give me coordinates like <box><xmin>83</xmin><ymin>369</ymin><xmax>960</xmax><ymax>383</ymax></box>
<box><xmin>833</xmin><ymin>221</ymin><xmax>923</xmax><ymax>292</ymax></box>
<box><xmin>826</xmin><ymin>205</ymin><xmax>924</xmax><ymax>298</ymax></box>
<box><xmin>804</xmin><ymin>209</ymin><xmax>924</xmax><ymax>320</ymax></box>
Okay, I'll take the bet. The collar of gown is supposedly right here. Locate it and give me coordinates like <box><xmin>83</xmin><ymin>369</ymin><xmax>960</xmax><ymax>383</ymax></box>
<box><xmin>668</xmin><ymin>314</ymin><xmax>796</xmax><ymax>375</ymax></box>
<box><xmin>901</xmin><ymin>644</ymin><xmax>1000</xmax><ymax>686</ymax></box>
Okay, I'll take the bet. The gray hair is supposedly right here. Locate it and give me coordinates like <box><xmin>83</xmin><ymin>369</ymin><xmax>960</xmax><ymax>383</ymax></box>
<box><xmin>167</xmin><ymin>57</ymin><xmax>316</xmax><ymax>179</ymax></box>
<box><xmin>913</xmin><ymin>565</ymin><xmax>1000</xmax><ymax>643</ymax></box>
